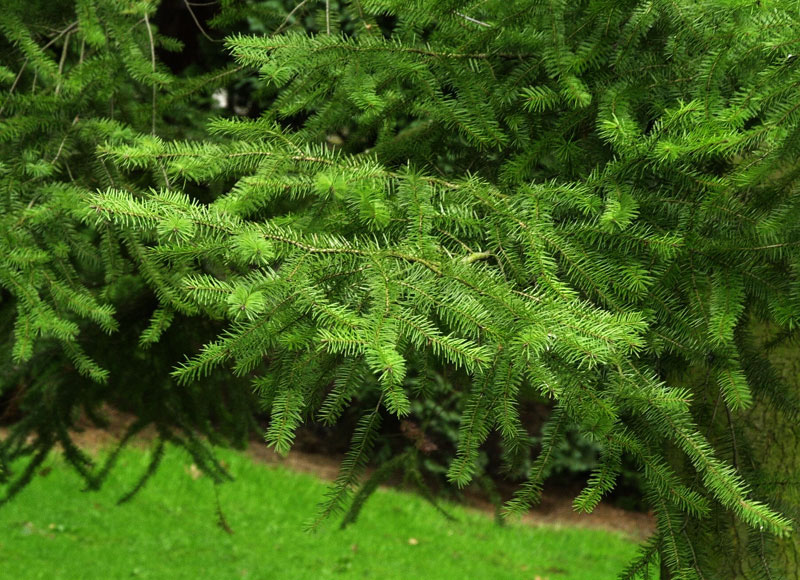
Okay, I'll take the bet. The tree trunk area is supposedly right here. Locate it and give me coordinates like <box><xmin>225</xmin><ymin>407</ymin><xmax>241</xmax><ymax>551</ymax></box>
<box><xmin>741</xmin><ymin>390</ymin><xmax>800</xmax><ymax>576</ymax></box>
<box><xmin>669</xmin><ymin>325</ymin><xmax>800</xmax><ymax>578</ymax></box>
<box><xmin>737</xmin><ymin>330</ymin><xmax>800</xmax><ymax>578</ymax></box>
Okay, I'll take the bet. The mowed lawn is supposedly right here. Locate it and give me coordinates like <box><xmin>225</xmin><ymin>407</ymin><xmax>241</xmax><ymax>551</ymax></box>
<box><xmin>0</xmin><ymin>445</ymin><xmax>639</xmax><ymax>579</ymax></box>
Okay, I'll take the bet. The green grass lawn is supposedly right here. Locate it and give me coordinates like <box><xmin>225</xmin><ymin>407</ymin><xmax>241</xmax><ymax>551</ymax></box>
<box><xmin>0</xmin><ymin>445</ymin><xmax>639</xmax><ymax>579</ymax></box>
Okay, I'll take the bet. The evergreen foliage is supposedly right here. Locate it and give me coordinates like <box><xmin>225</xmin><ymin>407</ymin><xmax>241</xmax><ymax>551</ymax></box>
<box><xmin>3</xmin><ymin>0</ymin><xmax>800</xmax><ymax>577</ymax></box>
<box><xmin>0</xmin><ymin>0</ymin><xmax>259</xmax><ymax>506</ymax></box>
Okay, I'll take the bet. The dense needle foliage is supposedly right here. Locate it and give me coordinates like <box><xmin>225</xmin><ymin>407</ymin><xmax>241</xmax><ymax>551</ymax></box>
<box><xmin>3</xmin><ymin>1</ymin><xmax>800</xmax><ymax>577</ymax></box>
<box><xmin>0</xmin><ymin>0</ymin><xmax>262</xmax><ymax>503</ymax></box>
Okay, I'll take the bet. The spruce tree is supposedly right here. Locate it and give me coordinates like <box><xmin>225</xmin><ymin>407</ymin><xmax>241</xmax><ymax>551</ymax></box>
<box><xmin>0</xmin><ymin>0</ymin><xmax>262</xmax><ymax>504</ymax></box>
<box><xmin>4</xmin><ymin>0</ymin><xmax>800</xmax><ymax>577</ymax></box>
